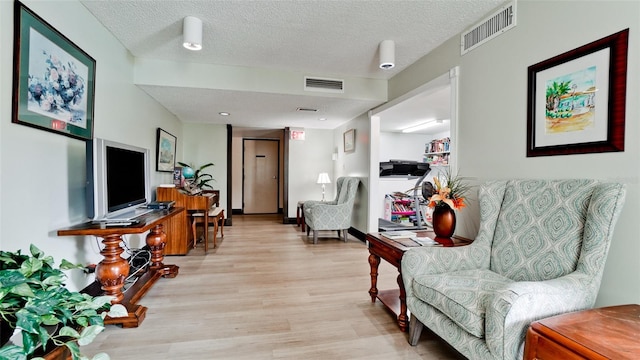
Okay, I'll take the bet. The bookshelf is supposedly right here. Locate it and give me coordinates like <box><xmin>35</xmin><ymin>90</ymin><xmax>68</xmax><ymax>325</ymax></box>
<box><xmin>384</xmin><ymin>194</ymin><xmax>415</xmax><ymax>225</ymax></box>
<box><xmin>424</xmin><ymin>137</ymin><xmax>450</xmax><ymax>167</ymax></box>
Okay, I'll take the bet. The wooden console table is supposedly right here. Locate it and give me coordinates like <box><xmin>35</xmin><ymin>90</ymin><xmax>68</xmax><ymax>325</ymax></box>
<box><xmin>366</xmin><ymin>231</ymin><xmax>471</xmax><ymax>332</ymax></box>
<box><xmin>523</xmin><ymin>304</ymin><xmax>640</xmax><ymax>359</ymax></box>
<box><xmin>57</xmin><ymin>207</ymin><xmax>184</xmax><ymax>328</ymax></box>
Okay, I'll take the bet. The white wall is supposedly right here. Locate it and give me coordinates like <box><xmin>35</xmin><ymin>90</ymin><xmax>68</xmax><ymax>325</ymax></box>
<box><xmin>181</xmin><ymin>123</ymin><xmax>227</xmax><ymax>213</ymax></box>
<box><xmin>0</xmin><ymin>1</ymin><xmax>181</xmax><ymax>291</ymax></box>
<box><xmin>288</xmin><ymin>128</ymin><xmax>335</xmax><ymax>218</ymax></box>
<box><xmin>379</xmin><ymin>132</ymin><xmax>426</xmax><ymax>162</ymax></box>
<box><xmin>333</xmin><ymin>114</ymin><xmax>371</xmax><ymax>233</ymax></box>
<box><xmin>389</xmin><ymin>0</ymin><xmax>640</xmax><ymax>306</ymax></box>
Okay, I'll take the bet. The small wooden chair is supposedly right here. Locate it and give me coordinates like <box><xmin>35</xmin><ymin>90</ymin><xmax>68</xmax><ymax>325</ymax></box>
<box><xmin>191</xmin><ymin>207</ymin><xmax>224</xmax><ymax>253</ymax></box>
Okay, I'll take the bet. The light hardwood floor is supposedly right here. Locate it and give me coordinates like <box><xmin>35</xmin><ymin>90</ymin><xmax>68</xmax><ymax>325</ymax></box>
<box><xmin>84</xmin><ymin>215</ymin><xmax>466</xmax><ymax>360</ymax></box>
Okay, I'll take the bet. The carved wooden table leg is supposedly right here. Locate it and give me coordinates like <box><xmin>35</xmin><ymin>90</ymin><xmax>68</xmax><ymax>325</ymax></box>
<box><xmin>397</xmin><ymin>273</ymin><xmax>408</xmax><ymax>332</ymax></box>
<box><xmin>368</xmin><ymin>253</ymin><xmax>380</xmax><ymax>302</ymax></box>
<box><xmin>95</xmin><ymin>234</ymin><xmax>130</xmax><ymax>304</ymax></box>
<box><xmin>147</xmin><ymin>223</ymin><xmax>179</xmax><ymax>278</ymax></box>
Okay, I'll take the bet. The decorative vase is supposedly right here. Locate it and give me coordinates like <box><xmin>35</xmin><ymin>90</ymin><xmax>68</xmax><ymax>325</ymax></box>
<box><xmin>433</xmin><ymin>205</ymin><xmax>456</xmax><ymax>238</ymax></box>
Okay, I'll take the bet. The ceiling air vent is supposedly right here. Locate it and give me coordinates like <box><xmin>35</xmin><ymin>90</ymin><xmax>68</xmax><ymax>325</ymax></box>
<box><xmin>296</xmin><ymin>107</ymin><xmax>318</xmax><ymax>112</ymax></box>
<box><xmin>461</xmin><ymin>0</ymin><xmax>516</xmax><ymax>55</ymax></box>
<box><xmin>304</xmin><ymin>76</ymin><xmax>344</xmax><ymax>93</ymax></box>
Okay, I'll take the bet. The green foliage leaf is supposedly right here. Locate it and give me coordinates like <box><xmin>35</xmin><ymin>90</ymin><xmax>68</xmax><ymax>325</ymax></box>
<box><xmin>75</xmin><ymin>316</ymin><xmax>89</xmax><ymax>328</ymax></box>
<box><xmin>77</xmin><ymin>325</ymin><xmax>104</xmax><ymax>346</ymax></box>
<box><xmin>65</xmin><ymin>341</ymin><xmax>81</xmax><ymax>360</ymax></box>
<box><xmin>40</xmin><ymin>314</ymin><xmax>61</xmax><ymax>326</ymax></box>
<box><xmin>20</xmin><ymin>330</ymin><xmax>38</xmax><ymax>355</ymax></box>
<box><xmin>91</xmin><ymin>296</ymin><xmax>115</xmax><ymax>309</ymax></box>
<box><xmin>0</xmin><ymin>344</ymin><xmax>28</xmax><ymax>360</ymax></box>
<box><xmin>29</xmin><ymin>244</ymin><xmax>43</xmax><ymax>259</ymax></box>
<box><xmin>60</xmin><ymin>259</ymin><xmax>83</xmax><ymax>270</ymax></box>
<box><xmin>59</xmin><ymin>326</ymin><xmax>81</xmax><ymax>338</ymax></box>
<box><xmin>20</xmin><ymin>258</ymin><xmax>43</xmax><ymax>277</ymax></box>
<box><xmin>16</xmin><ymin>310</ymin><xmax>39</xmax><ymax>333</ymax></box>
<box><xmin>106</xmin><ymin>304</ymin><xmax>128</xmax><ymax>318</ymax></box>
<box><xmin>10</xmin><ymin>283</ymin><xmax>35</xmax><ymax>298</ymax></box>
<box><xmin>41</xmin><ymin>274</ymin><xmax>66</xmax><ymax>289</ymax></box>
<box><xmin>91</xmin><ymin>352</ymin><xmax>111</xmax><ymax>360</ymax></box>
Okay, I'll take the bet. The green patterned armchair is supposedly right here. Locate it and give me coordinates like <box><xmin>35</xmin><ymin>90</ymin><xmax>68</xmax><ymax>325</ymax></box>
<box><xmin>402</xmin><ymin>179</ymin><xmax>626</xmax><ymax>360</ymax></box>
<box><xmin>304</xmin><ymin>177</ymin><xmax>359</xmax><ymax>244</ymax></box>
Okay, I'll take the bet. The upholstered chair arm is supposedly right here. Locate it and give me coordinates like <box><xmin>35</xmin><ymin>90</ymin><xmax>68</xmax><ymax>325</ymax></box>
<box><xmin>401</xmin><ymin>243</ymin><xmax>491</xmax><ymax>299</ymax></box>
<box><xmin>485</xmin><ymin>272</ymin><xmax>595</xmax><ymax>360</ymax></box>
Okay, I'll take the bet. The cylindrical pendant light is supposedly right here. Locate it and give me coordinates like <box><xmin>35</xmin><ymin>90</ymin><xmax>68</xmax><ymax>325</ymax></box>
<box><xmin>379</xmin><ymin>40</ymin><xmax>395</xmax><ymax>70</ymax></box>
<box><xmin>183</xmin><ymin>16</ymin><xmax>202</xmax><ymax>51</ymax></box>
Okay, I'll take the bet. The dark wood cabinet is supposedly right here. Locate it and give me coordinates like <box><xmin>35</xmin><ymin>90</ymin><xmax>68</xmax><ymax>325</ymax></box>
<box><xmin>524</xmin><ymin>304</ymin><xmax>640</xmax><ymax>360</ymax></box>
<box><xmin>156</xmin><ymin>187</ymin><xmax>218</xmax><ymax>255</ymax></box>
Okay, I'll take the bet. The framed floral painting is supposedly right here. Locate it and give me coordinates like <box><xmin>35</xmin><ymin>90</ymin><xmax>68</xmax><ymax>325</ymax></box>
<box><xmin>12</xmin><ymin>2</ymin><xmax>96</xmax><ymax>141</ymax></box>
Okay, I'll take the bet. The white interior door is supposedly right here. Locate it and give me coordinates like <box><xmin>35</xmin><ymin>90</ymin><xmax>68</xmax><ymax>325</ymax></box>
<box><xmin>243</xmin><ymin>139</ymin><xmax>279</xmax><ymax>214</ymax></box>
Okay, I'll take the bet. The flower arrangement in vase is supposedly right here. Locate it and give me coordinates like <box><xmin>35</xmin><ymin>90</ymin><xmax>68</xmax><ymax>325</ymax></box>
<box><xmin>427</xmin><ymin>170</ymin><xmax>471</xmax><ymax>238</ymax></box>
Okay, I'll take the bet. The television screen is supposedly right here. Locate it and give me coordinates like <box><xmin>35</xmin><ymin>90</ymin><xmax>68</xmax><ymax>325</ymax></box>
<box><xmin>106</xmin><ymin>146</ymin><xmax>147</xmax><ymax>212</ymax></box>
<box><xmin>87</xmin><ymin>138</ymin><xmax>150</xmax><ymax>220</ymax></box>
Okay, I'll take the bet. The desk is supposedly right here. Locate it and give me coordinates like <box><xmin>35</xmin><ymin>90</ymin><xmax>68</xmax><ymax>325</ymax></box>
<box><xmin>523</xmin><ymin>304</ymin><xmax>640</xmax><ymax>359</ymax></box>
<box><xmin>156</xmin><ymin>187</ymin><xmax>218</xmax><ymax>254</ymax></box>
<box><xmin>57</xmin><ymin>207</ymin><xmax>183</xmax><ymax>328</ymax></box>
<box><xmin>366</xmin><ymin>231</ymin><xmax>471</xmax><ymax>332</ymax></box>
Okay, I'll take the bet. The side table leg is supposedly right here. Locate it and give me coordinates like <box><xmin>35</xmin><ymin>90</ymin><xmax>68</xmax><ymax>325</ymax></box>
<box><xmin>397</xmin><ymin>273</ymin><xmax>408</xmax><ymax>332</ymax></box>
<box><xmin>147</xmin><ymin>223</ymin><xmax>179</xmax><ymax>278</ymax></box>
<box><xmin>95</xmin><ymin>234</ymin><xmax>130</xmax><ymax>304</ymax></box>
<box><xmin>368</xmin><ymin>253</ymin><xmax>380</xmax><ymax>302</ymax></box>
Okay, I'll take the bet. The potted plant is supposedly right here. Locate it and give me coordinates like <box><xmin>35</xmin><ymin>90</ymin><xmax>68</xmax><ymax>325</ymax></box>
<box><xmin>0</xmin><ymin>244</ymin><xmax>126</xmax><ymax>360</ymax></box>
<box><xmin>426</xmin><ymin>169</ymin><xmax>472</xmax><ymax>238</ymax></box>
<box><xmin>177</xmin><ymin>162</ymin><xmax>215</xmax><ymax>194</ymax></box>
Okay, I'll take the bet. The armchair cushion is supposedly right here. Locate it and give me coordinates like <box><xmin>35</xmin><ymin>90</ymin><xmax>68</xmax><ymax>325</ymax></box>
<box><xmin>413</xmin><ymin>269</ymin><xmax>512</xmax><ymax>338</ymax></box>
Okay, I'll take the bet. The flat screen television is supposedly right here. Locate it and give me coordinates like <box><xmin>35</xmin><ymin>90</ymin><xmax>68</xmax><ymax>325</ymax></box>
<box><xmin>86</xmin><ymin>138</ymin><xmax>151</xmax><ymax>221</ymax></box>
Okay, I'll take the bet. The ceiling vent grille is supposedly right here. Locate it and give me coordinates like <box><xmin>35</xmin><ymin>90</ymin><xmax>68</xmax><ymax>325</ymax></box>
<box><xmin>304</xmin><ymin>77</ymin><xmax>344</xmax><ymax>93</ymax></box>
<box><xmin>461</xmin><ymin>0</ymin><xmax>516</xmax><ymax>55</ymax></box>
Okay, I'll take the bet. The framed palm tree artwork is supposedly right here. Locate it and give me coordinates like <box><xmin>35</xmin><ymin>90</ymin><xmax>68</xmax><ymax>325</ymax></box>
<box><xmin>526</xmin><ymin>29</ymin><xmax>628</xmax><ymax>157</ymax></box>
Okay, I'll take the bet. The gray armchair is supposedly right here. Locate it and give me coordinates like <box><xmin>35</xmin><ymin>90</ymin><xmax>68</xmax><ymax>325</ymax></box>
<box><xmin>402</xmin><ymin>179</ymin><xmax>626</xmax><ymax>360</ymax></box>
<box><xmin>304</xmin><ymin>177</ymin><xmax>359</xmax><ymax>244</ymax></box>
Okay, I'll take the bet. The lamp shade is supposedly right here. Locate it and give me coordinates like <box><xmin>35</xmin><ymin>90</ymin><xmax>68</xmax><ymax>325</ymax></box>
<box><xmin>316</xmin><ymin>173</ymin><xmax>331</xmax><ymax>184</ymax></box>
<box><xmin>379</xmin><ymin>40</ymin><xmax>395</xmax><ymax>70</ymax></box>
<box><xmin>183</xmin><ymin>16</ymin><xmax>202</xmax><ymax>51</ymax></box>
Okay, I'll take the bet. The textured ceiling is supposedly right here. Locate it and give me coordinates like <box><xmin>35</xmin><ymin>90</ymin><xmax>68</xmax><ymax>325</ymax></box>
<box><xmin>80</xmin><ymin>0</ymin><xmax>504</xmax><ymax>132</ymax></box>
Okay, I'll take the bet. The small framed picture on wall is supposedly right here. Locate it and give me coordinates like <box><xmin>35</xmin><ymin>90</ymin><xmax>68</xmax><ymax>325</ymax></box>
<box><xmin>156</xmin><ymin>128</ymin><xmax>177</xmax><ymax>172</ymax></box>
<box><xmin>344</xmin><ymin>128</ymin><xmax>355</xmax><ymax>153</ymax></box>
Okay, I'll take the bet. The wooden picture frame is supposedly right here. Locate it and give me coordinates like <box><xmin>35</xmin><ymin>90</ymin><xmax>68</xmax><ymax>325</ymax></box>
<box><xmin>344</xmin><ymin>128</ymin><xmax>355</xmax><ymax>152</ymax></box>
<box><xmin>526</xmin><ymin>29</ymin><xmax>628</xmax><ymax>157</ymax></box>
<box><xmin>12</xmin><ymin>2</ymin><xmax>96</xmax><ymax>141</ymax></box>
<box><xmin>156</xmin><ymin>128</ymin><xmax>177</xmax><ymax>172</ymax></box>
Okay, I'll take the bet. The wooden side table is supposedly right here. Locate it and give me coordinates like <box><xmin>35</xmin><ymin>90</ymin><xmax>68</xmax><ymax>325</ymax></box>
<box><xmin>523</xmin><ymin>304</ymin><xmax>640</xmax><ymax>359</ymax></box>
<box><xmin>366</xmin><ymin>231</ymin><xmax>471</xmax><ymax>332</ymax></box>
<box><xmin>296</xmin><ymin>201</ymin><xmax>306</xmax><ymax>232</ymax></box>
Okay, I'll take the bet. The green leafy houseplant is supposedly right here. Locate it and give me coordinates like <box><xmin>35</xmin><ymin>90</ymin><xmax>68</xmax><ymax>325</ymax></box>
<box><xmin>0</xmin><ymin>245</ymin><xmax>127</xmax><ymax>360</ymax></box>
<box><xmin>177</xmin><ymin>162</ymin><xmax>215</xmax><ymax>192</ymax></box>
